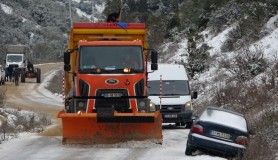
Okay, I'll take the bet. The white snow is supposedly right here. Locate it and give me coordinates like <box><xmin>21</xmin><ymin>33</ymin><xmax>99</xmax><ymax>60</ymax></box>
<box><xmin>35</xmin><ymin>25</ymin><xmax>41</xmax><ymax>29</ymax></box>
<box><xmin>0</xmin><ymin>3</ymin><xmax>13</xmax><ymax>15</ymax></box>
<box><xmin>206</xmin><ymin>26</ymin><xmax>235</xmax><ymax>56</ymax></box>
<box><xmin>169</xmin><ymin>38</ymin><xmax>188</xmax><ymax>63</ymax></box>
<box><xmin>199</xmin><ymin>107</ymin><xmax>247</xmax><ymax>132</ymax></box>
<box><xmin>29</xmin><ymin>32</ymin><xmax>34</xmax><ymax>44</ymax></box>
<box><xmin>250</xmin><ymin>28</ymin><xmax>278</xmax><ymax>61</ymax></box>
<box><xmin>265</xmin><ymin>14</ymin><xmax>278</xmax><ymax>31</ymax></box>
<box><xmin>0</xmin><ymin>127</ymin><xmax>226</xmax><ymax>160</ymax></box>
<box><xmin>35</xmin><ymin>69</ymin><xmax>63</xmax><ymax>105</ymax></box>
<box><xmin>95</xmin><ymin>3</ymin><xmax>105</xmax><ymax>14</ymax></box>
<box><xmin>72</xmin><ymin>0</ymin><xmax>81</xmax><ymax>3</ymax></box>
<box><xmin>75</xmin><ymin>8</ymin><xmax>91</xmax><ymax>20</ymax></box>
<box><xmin>22</xmin><ymin>17</ymin><xmax>27</xmax><ymax>23</ymax></box>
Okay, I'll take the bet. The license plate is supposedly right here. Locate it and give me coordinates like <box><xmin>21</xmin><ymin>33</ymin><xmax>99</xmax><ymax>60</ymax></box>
<box><xmin>164</xmin><ymin>114</ymin><xmax>177</xmax><ymax>118</ymax></box>
<box><xmin>102</xmin><ymin>93</ymin><xmax>122</xmax><ymax>98</ymax></box>
<box><xmin>211</xmin><ymin>130</ymin><xmax>231</xmax><ymax>140</ymax></box>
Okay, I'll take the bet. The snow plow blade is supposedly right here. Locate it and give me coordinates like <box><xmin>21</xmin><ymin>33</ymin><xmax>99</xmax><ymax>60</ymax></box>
<box><xmin>58</xmin><ymin>111</ymin><xmax>162</xmax><ymax>144</ymax></box>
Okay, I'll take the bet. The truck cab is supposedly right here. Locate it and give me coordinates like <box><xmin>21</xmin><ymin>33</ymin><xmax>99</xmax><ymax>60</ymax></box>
<box><xmin>5</xmin><ymin>53</ymin><xmax>26</xmax><ymax>69</ymax></box>
<box><xmin>71</xmin><ymin>40</ymin><xmax>152</xmax><ymax>113</ymax></box>
<box><xmin>148</xmin><ymin>63</ymin><xmax>197</xmax><ymax>128</ymax></box>
<box><xmin>59</xmin><ymin>22</ymin><xmax>162</xmax><ymax>144</ymax></box>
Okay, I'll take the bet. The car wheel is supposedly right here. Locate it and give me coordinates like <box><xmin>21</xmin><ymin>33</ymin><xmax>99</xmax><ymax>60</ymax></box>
<box><xmin>185</xmin><ymin>145</ymin><xmax>193</xmax><ymax>155</ymax></box>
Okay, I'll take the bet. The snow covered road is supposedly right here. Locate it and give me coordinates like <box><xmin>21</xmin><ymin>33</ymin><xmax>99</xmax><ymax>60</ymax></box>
<box><xmin>0</xmin><ymin>127</ymin><xmax>225</xmax><ymax>160</ymax></box>
<box><xmin>0</xmin><ymin>63</ymin><xmax>226</xmax><ymax>160</ymax></box>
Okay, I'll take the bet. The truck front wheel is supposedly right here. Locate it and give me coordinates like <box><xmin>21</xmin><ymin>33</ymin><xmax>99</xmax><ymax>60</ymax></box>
<box><xmin>36</xmin><ymin>68</ymin><xmax>41</xmax><ymax>83</ymax></box>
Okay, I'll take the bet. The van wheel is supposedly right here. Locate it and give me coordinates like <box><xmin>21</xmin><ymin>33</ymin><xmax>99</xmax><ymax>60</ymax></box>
<box><xmin>186</xmin><ymin>121</ymin><xmax>192</xmax><ymax>129</ymax></box>
<box><xmin>36</xmin><ymin>68</ymin><xmax>41</xmax><ymax>83</ymax></box>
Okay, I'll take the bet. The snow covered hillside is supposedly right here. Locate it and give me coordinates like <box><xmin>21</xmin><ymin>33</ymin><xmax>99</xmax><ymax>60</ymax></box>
<box><xmin>163</xmin><ymin>13</ymin><xmax>278</xmax><ymax>160</ymax></box>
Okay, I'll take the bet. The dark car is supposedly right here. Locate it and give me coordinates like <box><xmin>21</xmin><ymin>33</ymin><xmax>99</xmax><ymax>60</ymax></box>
<box><xmin>185</xmin><ymin>107</ymin><xmax>249</xmax><ymax>157</ymax></box>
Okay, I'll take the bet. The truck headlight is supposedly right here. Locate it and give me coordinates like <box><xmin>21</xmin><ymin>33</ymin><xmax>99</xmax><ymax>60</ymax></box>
<box><xmin>149</xmin><ymin>101</ymin><xmax>156</xmax><ymax>112</ymax></box>
<box><xmin>74</xmin><ymin>99</ymin><xmax>87</xmax><ymax>112</ymax></box>
<box><xmin>137</xmin><ymin>98</ymin><xmax>152</xmax><ymax>112</ymax></box>
<box><xmin>185</xmin><ymin>101</ymin><xmax>192</xmax><ymax>110</ymax></box>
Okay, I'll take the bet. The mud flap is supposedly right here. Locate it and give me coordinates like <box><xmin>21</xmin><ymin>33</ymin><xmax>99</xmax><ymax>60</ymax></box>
<box><xmin>58</xmin><ymin>111</ymin><xmax>163</xmax><ymax>144</ymax></box>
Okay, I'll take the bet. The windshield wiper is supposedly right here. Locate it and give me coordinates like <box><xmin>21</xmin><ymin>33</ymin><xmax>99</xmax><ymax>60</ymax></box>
<box><xmin>163</xmin><ymin>94</ymin><xmax>182</xmax><ymax>96</ymax></box>
<box><xmin>149</xmin><ymin>94</ymin><xmax>161</xmax><ymax>96</ymax></box>
<box><xmin>80</xmin><ymin>68</ymin><xmax>101</xmax><ymax>74</ymax></box>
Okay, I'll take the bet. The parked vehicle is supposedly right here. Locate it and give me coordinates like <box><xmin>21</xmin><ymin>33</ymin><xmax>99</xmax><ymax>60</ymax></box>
<box><xmin>148</xmin><ymin>63</ymin><xmax>197</xmax><ymax>128</ymax></box>
<box><xmin>185</xmin><ymin>106</ymin><xmax>249</xmax><ymax>157</ymax></box>
<box><xmin>4</xmin><ymin>45</ymin><xmax>28</xmax><ymax>85</ymax></box>
<box><xmin>5</xmin><ymin>45</ymin><xmax>27</xmax><ymax>72</ymax></box>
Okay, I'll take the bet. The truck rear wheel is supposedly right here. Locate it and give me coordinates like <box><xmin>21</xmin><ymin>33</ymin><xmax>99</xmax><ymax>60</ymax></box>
<box><xmin>36</xmin><ymin>68</ymin><xmax>41</xmax><ymax>83</ymax></box>
<box><xmin>15</xmin><ymin>75</ymin><xmax>19</xmax><ymax>86</ymax></box>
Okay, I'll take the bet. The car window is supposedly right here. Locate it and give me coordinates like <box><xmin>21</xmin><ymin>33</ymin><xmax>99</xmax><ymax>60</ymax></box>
<box><xmin>199</xmin><ymin>108</ymin><xmax>247</xmax><ymax>132</ymax></box>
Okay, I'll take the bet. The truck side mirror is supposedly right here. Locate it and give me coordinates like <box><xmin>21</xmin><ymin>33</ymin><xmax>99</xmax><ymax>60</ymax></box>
<box><xmin>151</xmin><ymin>50</ymin><xmax>158</xmax><ymax>70</ymax></box>
<box><xmin>151</xmin><ymin>63</ymin><xmax>157</xmax><ymax>70</ymax></box>
<box><xmin>64</xmin><ymin>51</ymin><xmax>71</xmax><ymax>71</ymax></box>
<box><xmin>151</xmin><ymin>50</ymin><xmax>158</xmax><ymax>64</ymax></box>
<box><xmin>191</xmin><ymin>91</ymin><xmax>198</xmax><ymax>99</ymax></box>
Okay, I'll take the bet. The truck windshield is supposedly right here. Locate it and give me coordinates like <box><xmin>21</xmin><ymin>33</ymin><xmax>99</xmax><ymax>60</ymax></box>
<box><xmin>7</xmin><ymin>55</ymin><xmax>23</xmax><ymax>62</ymax></box>
<box><xmin>79</xmin><ymin>46</ymin><xmax>144</xmax><ymax>73</ymax></box>
<box><xmin>148</xmin><ymin>80</ymin><xmax>190</xmax><ymax>96</ymax></box>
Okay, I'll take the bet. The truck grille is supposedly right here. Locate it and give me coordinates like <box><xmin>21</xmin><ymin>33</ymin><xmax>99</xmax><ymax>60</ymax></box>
<box><xmin>159</xmin><ymin>105</ymin><xmax>183</xmax><ymax>113</ymax></box>
<box><xmin>95</xmin><ymin>89</ymin><xmax>131</xmax><ymax>112</ymax></box>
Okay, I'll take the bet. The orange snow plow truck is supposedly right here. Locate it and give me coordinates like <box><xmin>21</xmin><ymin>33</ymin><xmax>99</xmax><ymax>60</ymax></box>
<box><xmin>58</xmin><ymin>22</ymin><xmax>162</xmax><ymax>144</ymax></box>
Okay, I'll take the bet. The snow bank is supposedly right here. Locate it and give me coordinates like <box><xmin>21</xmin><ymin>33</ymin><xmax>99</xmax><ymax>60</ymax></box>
<box><xmin>36</xmin><ymin>69</ymin><xmax>63</xmax><ymax>105</ymax></box>
<box><xmin>0</xmin><ymin>3</ymin><xmax>13</xmax><ymax>15</ymax></box>
<box><xmin>265</xmin><ymin>14</ymin><xmax>278</xmax><ymax>31</ymax></box>
<box><xmin>76</xmin><ymin>8</ymin><xmax>91</xmax><ymax>20</ymax></box>
<box><xmin>250</xmin><ymin>28</ymin><xmax>278</xmax><ymax>61</ymax></box>
<box><xmin>170</xmin><ymin>38</ymin><xmax>188</xmax><ymax>63</ymax></box>
<box><xmin>206</xmin><ymin>26</ymin><xmax>235</xmax><ymax>56</ymax></box>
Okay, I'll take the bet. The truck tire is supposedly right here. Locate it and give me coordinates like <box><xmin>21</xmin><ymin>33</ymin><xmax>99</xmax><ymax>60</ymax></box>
<box><xmin>21</xmin><ymin>72</ymin><xmax>25</xmax><ymax>83</ymax></box>
<box><xmin>15</xmin><ymin>75</ymin><xmax>19</xmax><ymax>86</ymax></box>
<box><xmin>186</xmin><ymin>121</ymin><xmax>193</xmax><ymax>129</ymax></box>
<box><xmin>36</xmin><ymin>68</ymin><xmax>41</xmax><ymax>83</ymax></box>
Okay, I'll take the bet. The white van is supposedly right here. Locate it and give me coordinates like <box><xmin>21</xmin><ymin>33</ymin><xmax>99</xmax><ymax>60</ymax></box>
<box><xmin>148</xmin><ymin>63</ymin><xmax>197</xmax><ymax>127</ymax></box>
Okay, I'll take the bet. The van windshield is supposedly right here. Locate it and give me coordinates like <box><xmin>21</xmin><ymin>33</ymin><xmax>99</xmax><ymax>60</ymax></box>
<box><xmin>148</xmin><ymin>80</ymin><xmax>190</xmax><ymax>96</ymax></box>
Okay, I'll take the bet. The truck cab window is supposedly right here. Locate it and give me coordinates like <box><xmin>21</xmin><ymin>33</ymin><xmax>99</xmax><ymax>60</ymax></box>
<box><xmin>79</xmin><ymin>46</ymin><xmax>144</xmax><ymax>73</ymax></box>
<box><xmin>7</xmin><ymin>55</ymin><xmax>23</xmax><ymax>62</ymax></box>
